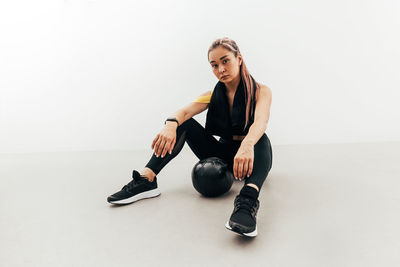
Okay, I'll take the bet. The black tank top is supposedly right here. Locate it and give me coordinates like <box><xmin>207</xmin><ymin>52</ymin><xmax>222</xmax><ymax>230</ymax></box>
<box><xmin>205</xmin><ymin>76</ymin><xmax>256</xmax><ymax>140</ymax></box>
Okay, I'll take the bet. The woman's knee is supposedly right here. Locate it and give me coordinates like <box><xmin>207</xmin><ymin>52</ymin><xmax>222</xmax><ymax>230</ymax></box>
<box><xmin>254</xmin><ymin>133</ymin><xmax>269</xmax><ymax>147</ymax></box>
<box><xmin>255</xmin><ymin>134</ymin><xmax>272</xmax><ymax>154</ymax></box>
<box><xmin>178</xmin><ymin>118</ymin><xmax>198</xmax><ymax>130</ymax></box>
<box><xmin>177</xmin><ymin>118</ymin><xmax>207</xmax><ymax>139</ymax></box>
<box><xmin>253</xmin><ymin>134</ymin><xmax>273</xmax><ymax>171</ymax></box>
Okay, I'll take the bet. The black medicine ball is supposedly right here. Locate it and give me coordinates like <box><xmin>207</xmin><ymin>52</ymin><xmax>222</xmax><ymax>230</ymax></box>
<box><xmin>191</xmin><ymin>157</ymin><xmax>234</xmax><ymax>197</ymax></box>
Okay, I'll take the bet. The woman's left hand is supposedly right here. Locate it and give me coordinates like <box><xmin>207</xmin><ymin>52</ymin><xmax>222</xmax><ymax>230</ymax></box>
<box><xmin>233</xmin><ymin>142</ymin><xmax>254</xmax><ymax>180</ymax></box>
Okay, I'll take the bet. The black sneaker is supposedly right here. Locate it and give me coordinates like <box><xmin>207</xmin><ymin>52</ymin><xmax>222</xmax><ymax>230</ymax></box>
<box><xmin>225</xmin><ymin>193</ymin><xmax>260</xmax><ymax>237</ymax></box>
<box><xmin>107</xmin><ymin>170</ymin><xmax>161</xmax><ymax>205</ymax></box>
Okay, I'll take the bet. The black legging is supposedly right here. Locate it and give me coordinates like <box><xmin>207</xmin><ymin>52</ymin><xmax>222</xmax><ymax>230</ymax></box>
<box><xmin>145</xmin><ymin>118</ymin><xmax>273</xmax><ymax>190</ymax></box>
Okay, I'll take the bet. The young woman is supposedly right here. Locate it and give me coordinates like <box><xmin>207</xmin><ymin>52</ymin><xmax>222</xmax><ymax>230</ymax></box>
<box><xmin>107</xmin><ymin>37</ymin><xmax>273</xmax><ymax>237</ymax></box>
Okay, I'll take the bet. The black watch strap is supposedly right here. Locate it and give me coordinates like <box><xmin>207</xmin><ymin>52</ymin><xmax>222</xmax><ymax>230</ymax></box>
<box><xmin>164</xmin><ymin>117</ymin><xmax>179</xmax><ymax>126</ymax></box>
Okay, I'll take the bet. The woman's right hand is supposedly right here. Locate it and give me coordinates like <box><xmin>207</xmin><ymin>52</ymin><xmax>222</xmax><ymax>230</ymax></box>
<box><xmin>151</xmin><ymin>124</ymin><xmax>177</xmax><ymax>158</ymax></box>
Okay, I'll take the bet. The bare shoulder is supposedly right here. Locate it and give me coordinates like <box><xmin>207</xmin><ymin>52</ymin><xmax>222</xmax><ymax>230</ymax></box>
<box><xmin>256</xmin><ymin>83</ymin><xmax>272</xmax><ymax>101</ymax></box>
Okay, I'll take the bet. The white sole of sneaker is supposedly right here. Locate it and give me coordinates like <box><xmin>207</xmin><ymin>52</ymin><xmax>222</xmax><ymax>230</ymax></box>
<box><xmin>109</xmin><ymin>188</ymin><xmax>161</xmax><ymax>205</ymax></box>
<box><xmin>225</xmin><ymin>220</ymin><xmax>258</xmax><ymax>237</ymax></box>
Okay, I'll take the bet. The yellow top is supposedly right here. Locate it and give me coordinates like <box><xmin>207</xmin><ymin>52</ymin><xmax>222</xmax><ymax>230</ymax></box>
<box><xmin>193</xmin><ymin>90</ymin><xmax>213</xmax><ymax>104</ymax></box>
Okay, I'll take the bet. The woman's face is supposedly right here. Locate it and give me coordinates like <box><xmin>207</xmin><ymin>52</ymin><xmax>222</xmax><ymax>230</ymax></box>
<box><xmin>208</xmin><ymin>46</ymin><xmax>242</xmax><ymax>83</ymax></box>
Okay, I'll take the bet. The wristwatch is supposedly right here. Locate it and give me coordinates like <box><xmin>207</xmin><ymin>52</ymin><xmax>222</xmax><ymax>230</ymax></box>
<box><xmin>164</xmin><ymin>117</ymin><xmax>179</xmax><ymax>126</ymax></box>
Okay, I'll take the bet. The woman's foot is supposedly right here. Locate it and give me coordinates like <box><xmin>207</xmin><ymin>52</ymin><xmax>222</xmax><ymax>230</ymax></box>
<box><xmin>107</xmin><ymin>170</ymin><xmax>161</xmax><ymax>205</ymax></box>
<box><xmin>225</xmin><ymin>186</ymin><xmax>260</xmax><ymax>237</ymax></box>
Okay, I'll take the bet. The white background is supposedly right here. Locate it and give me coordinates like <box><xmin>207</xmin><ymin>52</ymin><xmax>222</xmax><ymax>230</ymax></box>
<box><xmin>1</xmin><ymin>0</ymin><xmax>399</xmax><ymax>153</ymax></box>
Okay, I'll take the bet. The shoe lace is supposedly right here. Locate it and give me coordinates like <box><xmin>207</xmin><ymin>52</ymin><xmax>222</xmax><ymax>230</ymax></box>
<box><xmin>234</xmin><ymin>195</ymin><xmax>257</xmax><ymax>215</ymax></box>
<box><xmin>123</xmin><ymin>175</ymin><xmax>146</xmax><ymax>191</ymax></box>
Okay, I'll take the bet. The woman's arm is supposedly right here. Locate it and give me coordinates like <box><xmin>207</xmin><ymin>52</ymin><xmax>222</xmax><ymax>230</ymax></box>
<box><xmin>165</xmin><ymin>90</ymin><xmax>211</xmax><ymax>129</ymax></box>
<box><xmin>233</xmin><ymin>85</ymin><xmax>272</xmax><ymax>179</ymax></box>
<box><xmin>242</xmin><ymin>85</ymin><xmax>272</xmax><ymax>146</ymax></box>
<box><xmin>154</xmin><ymin>92</ymin><xmax>211</xmax><ymax>157</ymax></box>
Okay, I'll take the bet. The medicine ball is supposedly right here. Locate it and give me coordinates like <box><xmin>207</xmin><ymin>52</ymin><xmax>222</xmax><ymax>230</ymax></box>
<box><xmin>191</xmin><ymin>157</ymin><xmax>234</xmax><ymax>197</ymax></box>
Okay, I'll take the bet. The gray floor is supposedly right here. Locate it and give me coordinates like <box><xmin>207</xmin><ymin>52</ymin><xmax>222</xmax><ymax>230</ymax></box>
<box><xmin>1</xmin><ymin>142</ymin><xmax>400</xmax><ymax>267</ymax></box>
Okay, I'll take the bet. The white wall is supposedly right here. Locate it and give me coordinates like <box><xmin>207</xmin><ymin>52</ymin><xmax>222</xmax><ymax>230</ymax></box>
<box><xmin>1</xmin><ymin>0</ymin><xmax>399</xmax><ymax>153</ymax></box>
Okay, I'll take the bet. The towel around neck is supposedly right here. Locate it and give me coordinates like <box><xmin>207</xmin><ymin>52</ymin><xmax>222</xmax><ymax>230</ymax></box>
<box><xmin>205</xmin><ymin>76</ymin><xmax>256</xmax><ymax>140</ymax></box>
